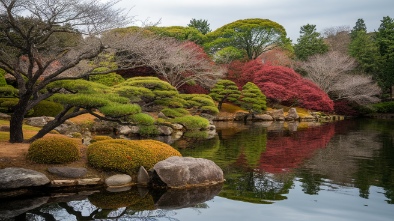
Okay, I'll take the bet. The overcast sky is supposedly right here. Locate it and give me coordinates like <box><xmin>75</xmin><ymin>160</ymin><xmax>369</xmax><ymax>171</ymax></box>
<box><xmin>115</xmin><ymin>0</ymin><xmax>394</xmax><ymax>42</ymax></box>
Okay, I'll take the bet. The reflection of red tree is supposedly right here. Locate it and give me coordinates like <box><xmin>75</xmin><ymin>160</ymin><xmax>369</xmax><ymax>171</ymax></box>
<box><xmin>259</xmin><ymin>123</ymin><xmax>336</xmax><ymax>173</ymax></box>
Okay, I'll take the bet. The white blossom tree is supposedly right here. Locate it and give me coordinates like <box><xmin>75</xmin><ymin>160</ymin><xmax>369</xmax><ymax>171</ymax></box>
<box><xmin>299</xmin><ymin>51</ymin><xmax>381</xmax><ymax>105</ymax></box>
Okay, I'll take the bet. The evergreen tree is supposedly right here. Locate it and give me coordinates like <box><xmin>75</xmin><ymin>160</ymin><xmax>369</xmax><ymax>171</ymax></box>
<box><xmin>294</xmin><ymin>24</ymin><xmax>329</xmax><ymax>61</ymax></box>
<box><xmin>349</xmin><ymin>20</ymin><xmax>380</xmax><ymax>74</ymax></box>
<box><xmin>187</xmin><ymin>18</ymin><xmax>212</xmax><ymax>35</ymax></box>
<box><xmin>376</xmin><ymin>16</ymin><xmax>394</xmax><ymax>95</ymax></box>
<box><xmin>239</xmin><ymin>82</ymin><xmax>267</xmax><ymax>114</ymax></box>
<box><xmin>350</xmin><ymin>18</ymin><xmax>367</xmax><ymax>40</ymax></box>
<box><xmin>209</xmin><ymin>80</ymin><xmax>241</xmax><ymax>110</ymax></box>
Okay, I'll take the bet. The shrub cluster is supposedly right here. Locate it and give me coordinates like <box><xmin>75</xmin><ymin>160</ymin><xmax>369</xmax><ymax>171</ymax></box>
<box><xmin>87</xmin><ymin>139</ymin><xmax>181</xmax><ymax>174</ymax></box>
<box><xmin>29</xmin><ymin>100</ymin><xmax>64</xmax><ymax>117</ymax></box>
<box><xmin>27</xmin><ymin>136</ymin><xmax>80</xmax><ymax>164</ymax></box>
<box><xmin>169</xmin><ymin>116</ymin><xmax>210</xmax><ymax>130</ymax></box>
<box><xmin>373</xmin><ymin>101</ymin><xmax>394</xmax><ymax>113</ymax></box>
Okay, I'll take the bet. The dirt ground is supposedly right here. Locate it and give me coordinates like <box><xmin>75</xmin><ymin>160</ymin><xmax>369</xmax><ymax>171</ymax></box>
<box><xmin>0</xmin><ymin>139</ymin><xmax>112</xmax><ymax>180</ymax></box>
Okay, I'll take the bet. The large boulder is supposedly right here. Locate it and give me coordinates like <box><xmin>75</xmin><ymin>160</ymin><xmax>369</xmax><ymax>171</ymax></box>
<box><xmin>153</xmin><ymin>156</ymin><xmax>224</xmax><ymax>188</ymax></box>
<box><xmin>25</xmin><ymin>116</ymin><xmax>53</xmax><ymax>127</ymax></box>
<box><xmin>0</xmin><ymin>168</ymin><xmax>50</xmax><ymax>189</ymax></box>
<box><xmin>0</xmin><ymin>197</ymin><xmax>49</xmax><ymax>219</ymax></box>
<box><xmin>286</xmin><ymin>107</ymin><xmax>300</xmax><ymax>121</ymax></box>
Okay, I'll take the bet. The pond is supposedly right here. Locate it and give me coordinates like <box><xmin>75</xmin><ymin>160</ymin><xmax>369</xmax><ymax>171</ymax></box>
<box><xmin>1</xmin><ymin>119</ymin><xmax>394</xmax><ymax>221</ymax></box>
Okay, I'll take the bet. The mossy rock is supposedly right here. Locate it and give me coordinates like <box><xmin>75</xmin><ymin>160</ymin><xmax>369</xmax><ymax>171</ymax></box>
<box><xmin>27</xmin><ymin>136</ymin><xmax>80</xmax><ymax>164</ymax></box>
<box><xmin>87</xmin><ymin>139</ymin><xmax>181</xmax><ymax>174</ymax></box>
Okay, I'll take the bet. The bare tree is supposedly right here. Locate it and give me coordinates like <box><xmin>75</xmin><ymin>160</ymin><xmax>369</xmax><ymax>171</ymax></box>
<box><xmin>299</xmin><ymin>51</ymin><xmax>381</xmax><ymax>105</ymax></box>
<box><xmin>322</xmin><ymin>26</ymin><xmax>351</xmax><ymax>54</ymax></box>
<box><xmin>104</xmin><ymin>31</ymin><xmax>224</xmax><ymax>89</ymax></box>
<box><xmin>0</xmin><ymin>0</ymin><xmax>130</xmax><ymax>142</ymax></box>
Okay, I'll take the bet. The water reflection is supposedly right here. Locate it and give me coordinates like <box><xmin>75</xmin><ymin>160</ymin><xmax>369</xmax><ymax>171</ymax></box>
<box><xmin>2</xmin><ymin>119</ymin><xmax>394</xmax><ymax>220</ymax></box>
<box><xmin>1</xmin><ymin>184</ymin><xmax>222</xmax><ymax>220</ymax></box>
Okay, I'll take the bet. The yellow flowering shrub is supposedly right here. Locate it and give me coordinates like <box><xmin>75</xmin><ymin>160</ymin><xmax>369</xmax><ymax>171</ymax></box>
<box><xmin>27</xmin><ymin>136</ymin><xmax>80</xmax><ymax>164</ymax></box>
<box><xmin>87</xmin><ymin>139</ymin><xmax>181</xmax><ymax>174</ymax></box>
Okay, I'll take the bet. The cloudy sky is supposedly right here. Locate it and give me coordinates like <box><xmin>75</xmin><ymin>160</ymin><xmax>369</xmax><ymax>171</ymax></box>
<box><xmin>115</xmin><ymin>0</ymin><xmax>394</xmax><ymax>42</ymax></box>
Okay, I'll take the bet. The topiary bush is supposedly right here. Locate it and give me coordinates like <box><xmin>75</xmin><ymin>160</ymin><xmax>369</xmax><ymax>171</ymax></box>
<box><xmin>161</xmin><ymin>108</ymin><xmax>190</xmax><ymax>118</ymax></box>
<box><xmin>372</xmin><ymin>101</ymin><xmax>394</xmax><ymax>113</ymax></box>
<box><xmin>87</xmin><ymin>139</ymin><xmax>181</xmax><ymax>174</ymax></box>
<box><xmin>27</xmin><ymin>136</ymin><xmax>80</xmax><ymax>164</ymax></box>
<box><xmin>29</xmin><ymin>100</ymin><xmax>64</xmax><ymax>117</ymax></box>
<box><xmin>169</xmin><ymin>115</ymin><xmax>210</xmax><ymax>130</ymax></box>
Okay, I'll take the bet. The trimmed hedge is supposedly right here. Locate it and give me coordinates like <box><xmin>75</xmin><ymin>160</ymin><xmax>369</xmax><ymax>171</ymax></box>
<box><xmin>87</xmin><ymin>139</ymin><xmax>181</xmax><ymax>174</ymax></box>
<box><xmin>169</xmin><ymin>115</ymin><xmax>210</xmax><ymax>130</ymax></box>
<box><xmin>373</xmin><ymin>101</ymin><xmax>394</xmax><ymax>113</ymax></box>
<box><xmin>27</xmin><ymin>136</ymin><xmax>80</xmax><ymax>164</ymax></box>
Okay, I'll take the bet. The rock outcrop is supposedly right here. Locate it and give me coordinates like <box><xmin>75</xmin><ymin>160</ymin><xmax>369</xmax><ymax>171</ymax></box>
<box><xmin>153</xmin><ymin>156</ymin><xmax>224</xmax><ymax>188</ymax></box>
<box><xmin>0</xmin><ymin>168</ymin><xmax>50</xmax><ymax>189</ymax></box>
<box><xmin>47</xmin><ymin>167</ymin><xmax>87</xmax><ymax>179</ymax></box>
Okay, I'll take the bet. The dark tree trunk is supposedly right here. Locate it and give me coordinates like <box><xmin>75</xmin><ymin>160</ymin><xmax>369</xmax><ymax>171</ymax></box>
<box><xmin>9</xmin><ymin>104</ymin><xmax>28</xmax><ymax>143</ymax></box>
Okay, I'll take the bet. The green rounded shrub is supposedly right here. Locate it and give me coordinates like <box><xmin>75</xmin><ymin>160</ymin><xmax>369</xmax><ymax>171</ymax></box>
<box><xmin>27</xmin><ymin>136</ymin><xmax>80</xmax><ymax>164</ymax></box>
<box><xmin>29</xmin><ymin>100</ymin><xmax>64</xmax><ymax>117</ymax></box>
<box><xmin>169</xmin><ymin>116</ymin><xmax>210</xmax><ymax>130</ymax></box>
<box><xmin>161</xmin><ymin>108</ymin><xmax>189</xmax><ymax>118</ymax></box>
<box><xmin>89</xmin><ymin>73</ymin><xmax>125</xmax><ymax>86</ymax></box>
<box><xmin>87</xmin><ymin>139</ymin><xmax>181</xmax><ymax>174</ymax></box>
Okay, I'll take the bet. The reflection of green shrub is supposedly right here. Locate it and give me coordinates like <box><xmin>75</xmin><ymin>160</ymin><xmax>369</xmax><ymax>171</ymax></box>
<box><xmin>161</xmin><ymin>108</ymin><xmax>189</xmax><ymax>118</ymax></box>
<box><xmin>27</xmin><ymin>136</ymin><xmax>80</xmax><ymax>164</ymax></box>
<box><xmin>183</xmin><ymin>130</ymin><xmax>210</xmax><ymax>139</ymax></box>
<box><xmin>170</xmin><ymin>116</ymin><xmax>210</xmax><ymax>130</ymax></box>
<box><xmin>89</xmin><ymin>189</ymin><xmax>154</xmax><ymax>209</ymax></box>
<box><xmin>87</xmin><ymin>139</ymin><xmax>181</xmax><ymax>173</ymax></box>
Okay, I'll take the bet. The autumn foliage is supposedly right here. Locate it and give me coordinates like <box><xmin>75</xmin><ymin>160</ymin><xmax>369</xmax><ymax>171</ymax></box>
<box><xmin>227</xmin><ymin>60</ymin><xmax>334</xmax><ymax>112</ymax></box>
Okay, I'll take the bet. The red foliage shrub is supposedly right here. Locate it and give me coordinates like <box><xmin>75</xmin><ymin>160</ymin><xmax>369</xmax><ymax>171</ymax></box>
<box><xmin>251</xmin><ymin>63</ymin><xmax>334</xmax><ymax>112</ymax></box>
<box><xmin>178</xmin><ymin>83</ymin><xmax>209</xmax><ymax>94</ymax></box>
<box><xmin>334</xmin><ymin>100</ymin><xmax>359</xmax><ymax>116</ymax></box>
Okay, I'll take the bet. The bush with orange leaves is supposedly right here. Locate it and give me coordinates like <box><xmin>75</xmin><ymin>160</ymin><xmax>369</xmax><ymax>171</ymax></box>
<box><xmin>87</xmin><ymin>139</ymin><xmax>181</xmax><ymax>174</ymax></box>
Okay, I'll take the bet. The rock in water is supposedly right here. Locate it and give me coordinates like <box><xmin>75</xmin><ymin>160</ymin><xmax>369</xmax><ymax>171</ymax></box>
<box><xmin>0</xmin><ymin>167</ymin><xmax>50</xmax><ymax>189</ymax></box>
<box><xmin>153</xmin><ymin>156</ymin><xmax>224</xmax><ymax>188</ymax></box>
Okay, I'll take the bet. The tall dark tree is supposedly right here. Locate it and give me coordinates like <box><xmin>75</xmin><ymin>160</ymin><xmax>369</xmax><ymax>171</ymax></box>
<box><xmin>350</xmin><ymin>18</ymin><xmax>367</xmax><ymax>40</ymax></box>
<box><xmin>187</xmin><ymin>18</ymin><xmax>211</xmax><ymax>35</ymax></box>
<box><xmin>294</xmin><ymin>24</ymin><xmax>329</xmax><ymax>61</ymax></box>
<box><xmin>376</xmin><ymin>16</ymin><xmax>394</xmax><ymax>96</ymax></box>
<box><xmin>349</xmin><ymin>20</ymin><xmax>380</xmax><ymax>74</ymax></box>
<box><xmin>0</xmin><ymin>0</ymin><xmax>130</xmax><ymax>143</ymax></box>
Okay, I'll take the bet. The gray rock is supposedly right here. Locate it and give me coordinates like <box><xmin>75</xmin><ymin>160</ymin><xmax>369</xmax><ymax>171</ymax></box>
<box><xmin>153</xmin><ymin>156</ymin><xmax>224</xmax><ymax>188</ymax></box>
<box><xmin>25</xmin><ymin>116</ymin><xmax>53</xmax><ymax>127</ymax></box>
<box><xmin>253</xmin><ymin>114</ymin><xmax>274</xmax><ymax>121</ymax></box>
<box><xmin>137</xmin><ymin>166</ymin><xmax>150</xmax><ymax>185</ymax></box>
<box><xmin>286</xmin><ymin>107</ymin><xmax>300</xmax><ymax>120</ymax></box>
<box><xmin>269</xmin><ymin>109</ymin><xmax>285</xmax><ymax>121</ymax></box>
<box><xmin>234</xmin><ymin>112</ymin><xmax>248</xmax><ymax>121</ymax></box>
<box><xmin>171</xmin><ymin>123</ymin><xmax>184</xmax><ymax>130</ymax></box>
<box><xmin>206</xmin><ymin>124</ymin><xmax>216</xmax><ymax>131</ymax></box>
<box><xmin>0</xmin><ymin>112</ymin><xmax>10</xmax><ymax>120</ymax></box>
<box><xmin>158</xmin><ymin>112</ymin><xmax>168</xmax><ymax>119</ymax></box>
<box><xmin>0</xmin><ymin>167</ymin><xmax>50</xmax><ymax>189</ymax></box>
<box><xmin>158</xmin><ymin>125</ymin><xmax>173</xmax><ymax>136</ymax></box>
<box><xmin>47</xmin><ymin>167</ymin><xmax>87</xmax><ymax>178</ymax></box>
<box><xmin>55</xmin><ymin>120</ymin><xmax>79</xmax><ymax>134</ymax></box>
<box><xmin>130</xmin><ymin>125</ymin><xmax>140</xmax><ymax>133</ymax></box>
<box><xmin>118</xmin><ymin>125</ymin><xmax>132</xmax><ymax>135</ymax></box>
<box><xmin>105</xmin><ymin>174</ymin><xmax>132</xmax><ymax>187</ymax></box>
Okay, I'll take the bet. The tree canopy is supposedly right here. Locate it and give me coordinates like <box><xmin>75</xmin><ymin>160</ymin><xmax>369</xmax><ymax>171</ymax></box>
<box><xmin>188</xmin><ymin>18</ymin><xmax>211</xmax><ymax>35</ymax></box>
<box><xmin>204</xmin><ymin>18</ymin><xmax>292</xmax><ymax>60</ymax></box>
<box><xmin>294</xmin><ymin>24</ymin><xmax>329</xmax><ymax>61</ymax></box>
<box><xmin>0</xmin><ymin>0</ymin><xmax>129</xmax><ymax>142</ymax></box>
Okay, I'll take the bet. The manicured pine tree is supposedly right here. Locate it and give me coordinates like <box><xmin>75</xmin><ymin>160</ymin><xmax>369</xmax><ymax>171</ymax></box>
<box><xmin>239</xmin><ymin>82</ymin><xmax>267</xmax><ymax>114</ymax></box>
<box><xmin>209</xmin><ymin>80</ymin><xmax>241</xmax><ymax>110</ymax></box>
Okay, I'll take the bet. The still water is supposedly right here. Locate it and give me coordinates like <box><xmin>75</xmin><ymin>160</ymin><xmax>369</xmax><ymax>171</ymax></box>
<box><xmin>1</xmin><ymin>119</ymin><xmax>394</xmax><ymax>221</ymax></box>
